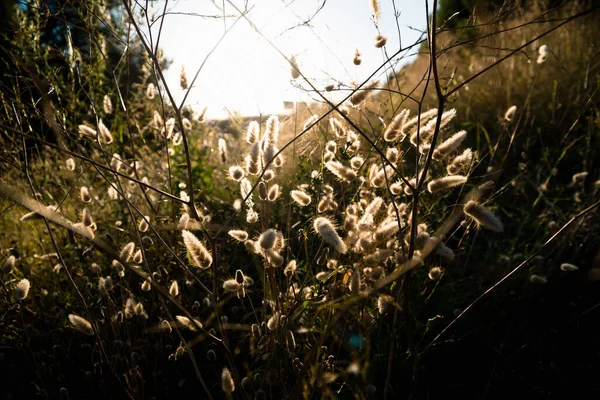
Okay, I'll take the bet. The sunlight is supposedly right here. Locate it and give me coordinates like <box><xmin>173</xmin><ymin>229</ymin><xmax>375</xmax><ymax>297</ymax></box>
<box><xmin>147</xmin><ymin>0</ymin><xmax>430</xmax><ymax>119</ymax></box>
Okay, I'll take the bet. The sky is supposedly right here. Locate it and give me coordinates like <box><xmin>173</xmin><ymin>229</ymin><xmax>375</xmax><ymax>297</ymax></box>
<box><xmin>141</xmin><ymin>0</ymin><xmax>433</xmax><ymax>119</ymax></box>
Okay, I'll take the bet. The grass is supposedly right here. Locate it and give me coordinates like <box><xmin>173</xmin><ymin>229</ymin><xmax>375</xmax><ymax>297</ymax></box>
<box><xmin>1</xmin><ymin>0</ymin><xmax>599</xmax><ymax>399</ymax></box>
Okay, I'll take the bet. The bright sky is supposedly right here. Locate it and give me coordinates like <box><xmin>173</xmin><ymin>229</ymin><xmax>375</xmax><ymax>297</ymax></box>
<box><xmin>143</xmin><ymin>0</ymin><xmax>432</xmax><ymax>119</ymax></box>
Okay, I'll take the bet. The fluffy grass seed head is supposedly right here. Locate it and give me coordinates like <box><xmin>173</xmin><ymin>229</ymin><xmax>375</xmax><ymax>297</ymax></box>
<box><xmin>325</xmin><ymin>161</ymin><xmax>357</xmax><ymax>182</ymax></box>
<box><xmin>169</xmin><ymin>281</ymin><xmax>179</xmax><ymax>297</ymax></box>
<box><xmin>303</xmin><ymin>114</ymin><xmax>319</xmax><ymax>132</ymax></box>
<box><xmin>240</xmin><ymin>178</ymin><xmax>253</xmax><ymax>201</ymax></box>
<box><xmin>370</xmin><ymin>0</ymin><xmax>380</xmax><ymax>20</ymax></box>
<box><xmin>504</xmin><ymin>105</ymin><xmax>517</xmax><ymax>121</ymax></box>
<box><xmin>353</xmin><ymin>49</ymin><xmax>361</xmax><ymax>65</ymax></box>
<box><xmin>99</xmin><ymin>276</ymin><xmax>113</xmax><ymax>293</ymax></box>
<box><xmin>15</xmin><ymin>278</ymin><xmax>30</xmax><ymax>300</ymax></box>
<box><xmin>268</xmin><ymin>184</ymin><xmax>281</xmax><ymax>201</ymax></box>
<box><xmin>284</xmin><ymin>260</ymin><xmax>297</xmax><ymax>277</ymax></box>
<box><xmin>182</xmin><ymin>230</ymin><xmax>213</xmax><ymax>268</ymax></box>
<box><xmin>223</xmin><ymin>279</ymin><xmax>241</xmax><ymax>293</ymax></box>
<box><xmin>146</xmin><ymin>83</ymin><xmax>156</xmax><ymax>99</ymax></box>
<box><xmin>180</xmin><ymin>65</ymin><xmax>188</xmax><ymax>89</ymax></box>
<box><xmin>175</xmin><ymin>315</ymin><xmax>202</xmax><ymax>331</ymax></box>
<box><xmin>221</xmin><ymin>367</ymin><xmax>235</xmax><ymax>394</ymax></box>
<box><xmin>68</xmin><ymin>314</ymin><xmax>94</xmax><ymax>335</ymax></box>
<box><xmin>290</xmin><ymin>55</ymin><xmax>301</xmax><ymax>80</ymax></box>
<box><xmin>218</xmin><ymin>138</ymin><xmax>227</xmax><ymax>163</ymax></box>
<box><xmin>246</xmin><ymin>121</ymin><xmax>260</xmax><ymax>144</ymax></box>
<box><xmin>98</xmin><ymin>119</ymin><xmax>113</xmax><ymax>144</ymax></box>
<box><xmin>259</xmin><ymin>229</ymin><xmax>279</xmax><ymax>250</ymax></box>
<box><xmin>291</xmin><ymin>190</ymin><xmax>311</xmax><ymax>206</ymax></box>
<box><xmin>2</xmin><ymin>255</ymin><xmax>16</xmax><ymax>274</ymax></box>
<box><xmin>374</xmin><ymin>33</ymin><xmax>387</xmax><ymax>48</ymax></box>
<box><xmin>530</xmin><ymin>274</ymin><xmax>548</xmax><ymax>284</ymax></box>
<box><xmin>433</xmin><ymin>130</ymin><xmax>467</xmax><ymax>160</ymax></box>
<box><xmin>66</xmin><ymin>158</ymin><xmax>75</xmax><ymax>171</ymax></box>
<box><xmin>383</xmin><ymin>109</ymin><xmax>410</xmax><ymax>142</ymax></box>
<box><xmin>120</xmin><ymin>242</ymin><xmax>135</xmax><ymax>262</ymax></box>
<box><xmin>464</xmin><ymin>200</ymin><xmax>503</xmax><ymax>232</ymax></box>
<box><xmin>330</xmin><ymin>117</ymin><xmax>345</xmax><ymax>137</ymax></box>
<box><xmin>141</xmin><ymin>278</ymin><xmax>152</xmax><ymax>292</ymax></box>
<box><xmin>447</xmin><ymin>148</ymin><xmax>474</xmax><ymax>175</ymax></box>
<box><xmin>229</xmin><ymin>166</ymin><xmax>245</xmax><ymax>181</ymax></box>
<box><xmin>314</xmin><ymin>217</ymin><xmax>347</xmax><ymax>254</ymax></box>
<box><xmin>572</xmin><ymin>171</ymin><xmax>588</xmax><ymax>184</ymax></box>
<box><xmin>78</xmin><ymin>124</ymin><xmax>96</xmax><ymax>138</ymax></box>
<box><xmin>560</xmin><ymin>263</ymin><xmax>579</xmax><ymax>272</ymax></box>
<box><xmin>428</xmin><ymin>267</ymin><xmax>443</xmax><ymax>280</ymax></box>
<box><xmin>103</xmin><ymin>94</ymin><xmax>112</xmax><ymax>114</ymax></box>
<box><xmin>537</xmin><ymin>44</ymin><xmax>548</xmax><ymax>64</ymax></box>
<box><xmin>264</xmin><ymin>115</ymin><xmax>280</xmax><ymax>145</ymax></box>
<box><xmin>350</xmin><ymin>80</ymin><xmax>378</xmax><ymax>106</ymax></box>
<box><xmin>80</xmin><ymin>186</ymin><xmax>91</xmax><ymax>203</ymax></box>
<box><xmin>138</xmin><ymin>216</ymin><xmax>149</xmax><ymax>233</ymax></box>
<box><xmin>228</xmin><ymin>230</ymin><xmax>248</xmax><ymax>242</ymax></box>
<box><xmin>427</xmin><ymin>175</ymin><xmax>468</xmax><ymax>193</ymax></box>
<box><xmin>350</xmin><ymin>156</ymin><xmax>364</xmax><ymax>169</ymax></box>
<box><xmin>262</xmin><ymin>169</ymin><xmax>275</xmax><ymax>181</ymax></box>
